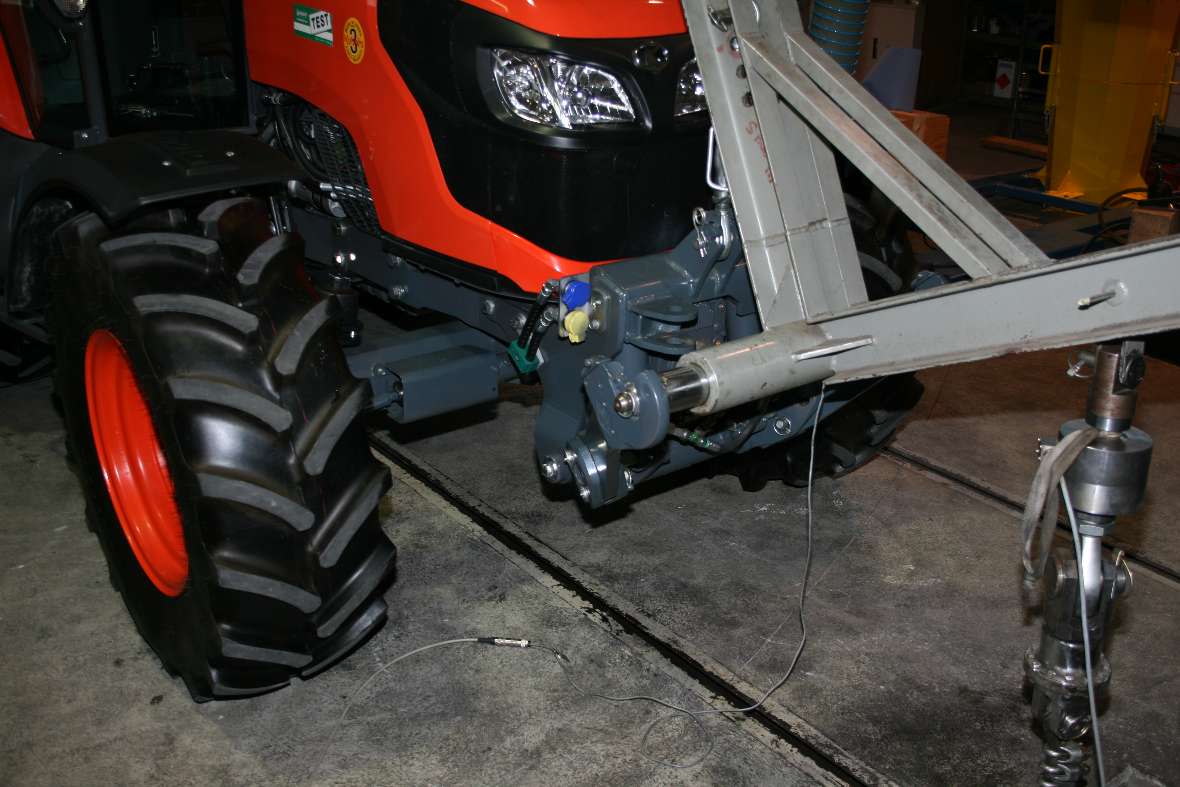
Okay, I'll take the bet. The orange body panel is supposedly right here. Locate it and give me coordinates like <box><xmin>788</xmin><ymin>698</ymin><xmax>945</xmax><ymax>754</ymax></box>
<box><xmin>461</xmin><ymin>0</ymin><xmax>688</xmax><ymax>39</ymax></box>
<box><xmin>245</xmin><ymin>1</ymin><xmax>652</xmax><ymax>293</ymax></box>
<box><xmin>0</xmin><ymin>17</ymin><xmax>34</xmax><ymax>139</ymax></box>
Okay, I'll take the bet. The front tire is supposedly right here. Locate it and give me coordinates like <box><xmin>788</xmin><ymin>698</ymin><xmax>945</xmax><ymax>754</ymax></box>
<box><xmin>51</xmin><ymin>199</ymin><xmax>395</xmax><ymax>700</ymax></box>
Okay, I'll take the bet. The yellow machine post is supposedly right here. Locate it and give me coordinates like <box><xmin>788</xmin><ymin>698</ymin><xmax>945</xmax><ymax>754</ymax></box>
<box><xmin>1039</xmin><ymin>0</ymin><xmax>1180</xmax><ymax>204</ymax></box>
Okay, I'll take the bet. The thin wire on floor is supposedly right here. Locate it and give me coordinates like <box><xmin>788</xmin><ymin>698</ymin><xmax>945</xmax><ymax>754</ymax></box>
<box><xmin>336</xmin><ymin>386</ymin><xmax>829</xmax><ymax>768</ymax></box>
<box><xmin>1059</xmin><ymin>480</ymin><xmax>1107</xmax><ymax>787</ymax></box>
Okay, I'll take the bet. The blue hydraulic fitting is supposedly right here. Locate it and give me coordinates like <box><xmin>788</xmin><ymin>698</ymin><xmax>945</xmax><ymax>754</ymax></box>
<box><xmin>561</xmin><ymin>280</ymin><xmax>592</xmax><ymax>310</ymax></box>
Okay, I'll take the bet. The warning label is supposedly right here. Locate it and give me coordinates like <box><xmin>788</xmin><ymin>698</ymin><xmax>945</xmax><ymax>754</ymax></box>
<box><xmin>294</xmin><ymin>5</ymin><xmax>333</xmax><ymax>46</ymax></box>
<box><xmin>343</xmin><ymin>17</ymin><xmax>365</xmax><ymax>64</ymax></box>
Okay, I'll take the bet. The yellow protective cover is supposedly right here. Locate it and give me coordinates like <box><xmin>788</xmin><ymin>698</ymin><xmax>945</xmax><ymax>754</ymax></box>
<box><xmin>1040</xmin><ymin>0</ymin><xmax>1180</xmax><ymax>203</ymax></box>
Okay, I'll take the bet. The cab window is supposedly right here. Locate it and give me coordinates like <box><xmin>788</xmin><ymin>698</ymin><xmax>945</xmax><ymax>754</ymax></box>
<box><xmin>0</xmin><ymin>1</ymin><xmax>87</xmax><ymax>144</ymax></box>
<box><xmin>95</xmin><ymin>0</ymin><xmax>247</xmax><ymax>134</ymax></box>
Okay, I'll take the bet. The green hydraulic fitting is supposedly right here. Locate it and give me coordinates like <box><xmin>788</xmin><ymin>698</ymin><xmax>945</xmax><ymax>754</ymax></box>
<box><xmin>686</xmin><ymin>431</ymin><xmax>721</xmax><ymax>452</ymax></box>
<box><xmin>508</xmin><ymin>339</ymin><xmax>541</xmax><ymax>375</ymax></box>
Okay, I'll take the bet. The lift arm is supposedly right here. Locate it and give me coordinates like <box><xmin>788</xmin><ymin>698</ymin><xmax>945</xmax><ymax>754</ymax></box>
<box><xmin>671</xmin><ymin>0</ymin><xmax>1180</xmax><ymax>414</ymax></box>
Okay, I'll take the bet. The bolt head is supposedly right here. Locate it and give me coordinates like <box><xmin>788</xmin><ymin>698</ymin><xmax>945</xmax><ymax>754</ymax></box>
<box><xmin>1035</xmin><ymin>438</ymin><xmax>1054</xmax><ymax>459</ymax></box>
<box><xmin>482</xmin><ymin>299</ymin><xmax>496</xmax><ymax>316</ymax></box>
<box><xmin>225</xmin><ymin>150</ymin><xmax>236</xmax><ymax>158</ymax></box>
<box><xmin>541</xmin><ymin>457</ymin><xmax>561</xmax><ymax>482</ymax></box>
<box><xmin>773</xmin><ymin>417</ymin><xmax>792</xmax><ymax>436</ymax></box>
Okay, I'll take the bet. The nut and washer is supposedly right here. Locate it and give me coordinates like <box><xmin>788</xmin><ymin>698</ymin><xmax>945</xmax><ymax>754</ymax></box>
<box><xmin>614</xmin><ymin>388</ymin><xmax>639</xmax><ymax>419</ymax></box>
<box><xmin>540</xmin><ymin>457</ymin><xmax>562</xmax><ymax>482</ymax></box>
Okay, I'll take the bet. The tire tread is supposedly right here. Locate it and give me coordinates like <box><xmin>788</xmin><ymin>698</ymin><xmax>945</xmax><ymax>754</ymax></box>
<box><xmin>53</xmin><ymin>207</ymin><xmax>396</xmax><ymax>701</ymax></box>
<box><xmin>168</xmin><ymin>377</ymin><xmax>292</xmax><ymax>432</ymax></box>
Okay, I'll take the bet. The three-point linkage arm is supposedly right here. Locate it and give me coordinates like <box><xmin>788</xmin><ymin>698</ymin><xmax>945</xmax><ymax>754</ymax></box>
<box><xmin>666</xmin><ymin>0</ymin><xmax>1180</xmax><ymax>417</ymax></box>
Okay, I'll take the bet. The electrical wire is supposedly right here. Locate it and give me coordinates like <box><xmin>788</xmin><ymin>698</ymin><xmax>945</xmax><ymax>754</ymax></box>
<box><xmin>540</xmin><ymin>386</ymin><xmax>826</xmax><ymax>767</ymax></box>
<box><xmin>539</xmin><ymin>650</ymin><xmax>717</xmax><ymax>769</ymax></box>
<box><xmin>1079</xmin><ymin>224</ymin><xmax>1128</xmax><ymax>256</ymax></box>
<box><xmin>336</xmin><ymin>386</ymin><xmax>828</xmax><ymax>768</ymax></box>
<box><xmin>1095</xmin><ymin>188</ymin><xmax>1143</xmax><ymax>234</ymax></box>
<box><xmin>338</xmin><ymin>638</ymin><xmax>481</xmax><ymax>723</ymax></box>
<box><xmin>1060</xmin><ymin>480</ymin><xmax>1107</xmax><ymax>787</ymax></box>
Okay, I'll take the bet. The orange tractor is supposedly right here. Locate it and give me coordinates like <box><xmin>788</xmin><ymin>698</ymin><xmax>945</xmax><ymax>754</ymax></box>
<box><xmin>3</xmin><ymin>0</ymin><xmax>1175</xmax><ymax>720</ymax></box>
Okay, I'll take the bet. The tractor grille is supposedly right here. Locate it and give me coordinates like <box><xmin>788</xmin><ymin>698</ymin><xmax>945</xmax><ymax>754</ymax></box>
<box><xmin>307</xmin><ymin>109</ymin><xmax>383</xmax><ymax>237</ymax></box>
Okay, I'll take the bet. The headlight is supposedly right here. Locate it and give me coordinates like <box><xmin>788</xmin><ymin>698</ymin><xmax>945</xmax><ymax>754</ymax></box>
<box><xmin>53</xmin><ymin>0</ymin><xmax>88</xmax><ymax>17</ymax></box>
<box><xmin>674</xmin><ymin>59</ymin><xmax>707</xmax><ymax>117</ymax></box>
<box><xmin>490</xmin><ymin>48</ymin><xmax>637</xmax><ymax>130</ymax></box>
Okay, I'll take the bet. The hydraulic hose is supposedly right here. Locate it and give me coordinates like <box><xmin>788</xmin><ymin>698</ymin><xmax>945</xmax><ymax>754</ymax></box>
<box><xmin>808</xmin><ymin>0</ymin><xmax>870</xmax><ymax>74</ymax></box>
<box><xmin>517</xmin><ymin>280</ymin><xmax>559</xmax><ymax>354</ymax></box>
<box><xmin>525</xmin><ymin>307</ymin><xmax>557</xmax><ymax>361</ymax></box>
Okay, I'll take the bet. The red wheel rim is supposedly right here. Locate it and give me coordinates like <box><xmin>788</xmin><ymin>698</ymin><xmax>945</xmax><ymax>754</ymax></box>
<box><xmin>85</xmin><ymin>330</ymin><xmax>188</xmax><ymax>596</ymax></box>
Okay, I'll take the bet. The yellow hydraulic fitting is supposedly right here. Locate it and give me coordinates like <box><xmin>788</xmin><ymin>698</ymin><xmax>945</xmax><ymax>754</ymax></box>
<box><xmin>563</xmin><ymin>310</ymin><xmax>590</xmax><ymax>344</ymax></box>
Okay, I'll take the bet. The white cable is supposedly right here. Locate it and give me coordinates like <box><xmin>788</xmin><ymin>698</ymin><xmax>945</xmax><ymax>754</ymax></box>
<box><xmin>339</xmin><ymin>638</ymin><xmax>479</xmax><ymax>723</ymax></box>
<box><xmin>554</xmin><ymin>384</ymin><xmax>827</xmax><ymax>766</ymax></box>
<box><xmin>338</xmin><ymin>386</ymin><xmax>828</xmax><ymax>768</ymax></box>
<box><xmin>1059</xmin><ymin>480</ymin><xmax>1107</xmax><ymax>787</ymax></box>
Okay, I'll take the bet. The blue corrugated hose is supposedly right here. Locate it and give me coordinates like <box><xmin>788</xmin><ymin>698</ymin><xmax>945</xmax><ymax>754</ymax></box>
<box><xmin>809</xmin><ymin>0</ymin><xmax>870</xmax><ymax>73</ymax></box>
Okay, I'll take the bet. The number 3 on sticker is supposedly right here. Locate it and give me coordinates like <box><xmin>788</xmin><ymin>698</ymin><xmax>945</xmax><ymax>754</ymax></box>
<box><xmin>343</xmin><ymin>17</ymin><xmax>365</xmax><ymax>64</ymax></box>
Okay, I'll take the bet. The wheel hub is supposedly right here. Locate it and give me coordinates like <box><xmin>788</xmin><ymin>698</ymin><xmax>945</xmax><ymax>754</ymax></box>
<box><xmin>84</xmin><ymin>330</ymin><xmax>188</xmax><ymax>596</ymax></box>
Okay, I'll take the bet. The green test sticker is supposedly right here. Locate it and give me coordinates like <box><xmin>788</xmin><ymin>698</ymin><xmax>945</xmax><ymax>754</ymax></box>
<box><xmin>294</xmin><ymin>5</ymin><xmax>333</xmax><ymax>46</ymax></box>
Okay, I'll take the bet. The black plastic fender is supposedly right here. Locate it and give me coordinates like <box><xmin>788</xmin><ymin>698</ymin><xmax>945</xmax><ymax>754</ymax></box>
<box><xmin>1</xmin><ymin>129</ymin><xmax>299</xmax><ymax>312</ymax></box>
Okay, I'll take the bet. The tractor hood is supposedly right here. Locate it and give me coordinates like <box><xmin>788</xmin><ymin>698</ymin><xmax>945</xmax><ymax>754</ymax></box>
<box><xmin>458</xmin><ymin>0</ymin><xmax>688</xmax><ymax>39</ymax></box>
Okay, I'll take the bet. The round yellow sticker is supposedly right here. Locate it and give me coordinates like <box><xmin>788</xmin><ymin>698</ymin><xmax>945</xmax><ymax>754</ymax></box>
<box><xmin>343</xmin><ymin>17</ymin><xmax>365</xmax><ymax>65</ymax></box>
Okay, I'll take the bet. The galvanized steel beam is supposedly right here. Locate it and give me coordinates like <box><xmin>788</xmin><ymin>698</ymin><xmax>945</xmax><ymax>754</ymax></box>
<box><xmin>676</xmin><ymin>237</ymin><xmax>1180</xmax><ymax>413</ymax></box>
<box><xmin>683</xmin><ymin>0</ymin><xmax>1051</xmax><ymax>331</ymax></box>
<box><xmin>677</xmin><ymin>0</ymin><xmax>1180</xmax><ymax>416</ymax></box>
<box><xmin>683</xmin><ymin>0</ymin><xmax>867</xmax><ymax>328</ymax></box>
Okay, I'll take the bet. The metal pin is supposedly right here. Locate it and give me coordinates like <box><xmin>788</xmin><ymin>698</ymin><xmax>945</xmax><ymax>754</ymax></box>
<box><xmin>792</xmin><ymin>335</ymin><xmax>875</xmax><ymax>362</ymax></box>
<box><xmin>1077</xmin><ymin>290</ymin><xmax>1117</xmax><ymax>309</ymax></box>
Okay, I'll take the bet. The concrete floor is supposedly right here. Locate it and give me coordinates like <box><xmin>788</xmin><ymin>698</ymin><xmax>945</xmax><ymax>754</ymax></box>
<box><xmin>943</xmin><ymin>106</ymin><xmax>1043</xmax><ymax>181</ymax></box>
<box><xmin>390</xmin><ymin>362</ymin><xmax>1180</xmax><ymax>786</ymax></box>
<box><xmin>0</xmin><ymin>378</ymin><xmax>823</xmax><ymax>787</ymax></box>
<box><xmin>7</xmin><ymin>343</ymin><xmax>1176</xmax><ymax>785</ymax></box>
<box><xmin>898</xmin><ymin>351</ymin><xmax>1180</xmax><ymax>575</ymax></box>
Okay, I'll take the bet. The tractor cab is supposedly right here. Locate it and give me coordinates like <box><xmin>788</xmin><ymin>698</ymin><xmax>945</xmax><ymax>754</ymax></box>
<box><xmin>0</xmin><ymin>0</ymin><xmax>247</xmax><ymax>146</ymax></box>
